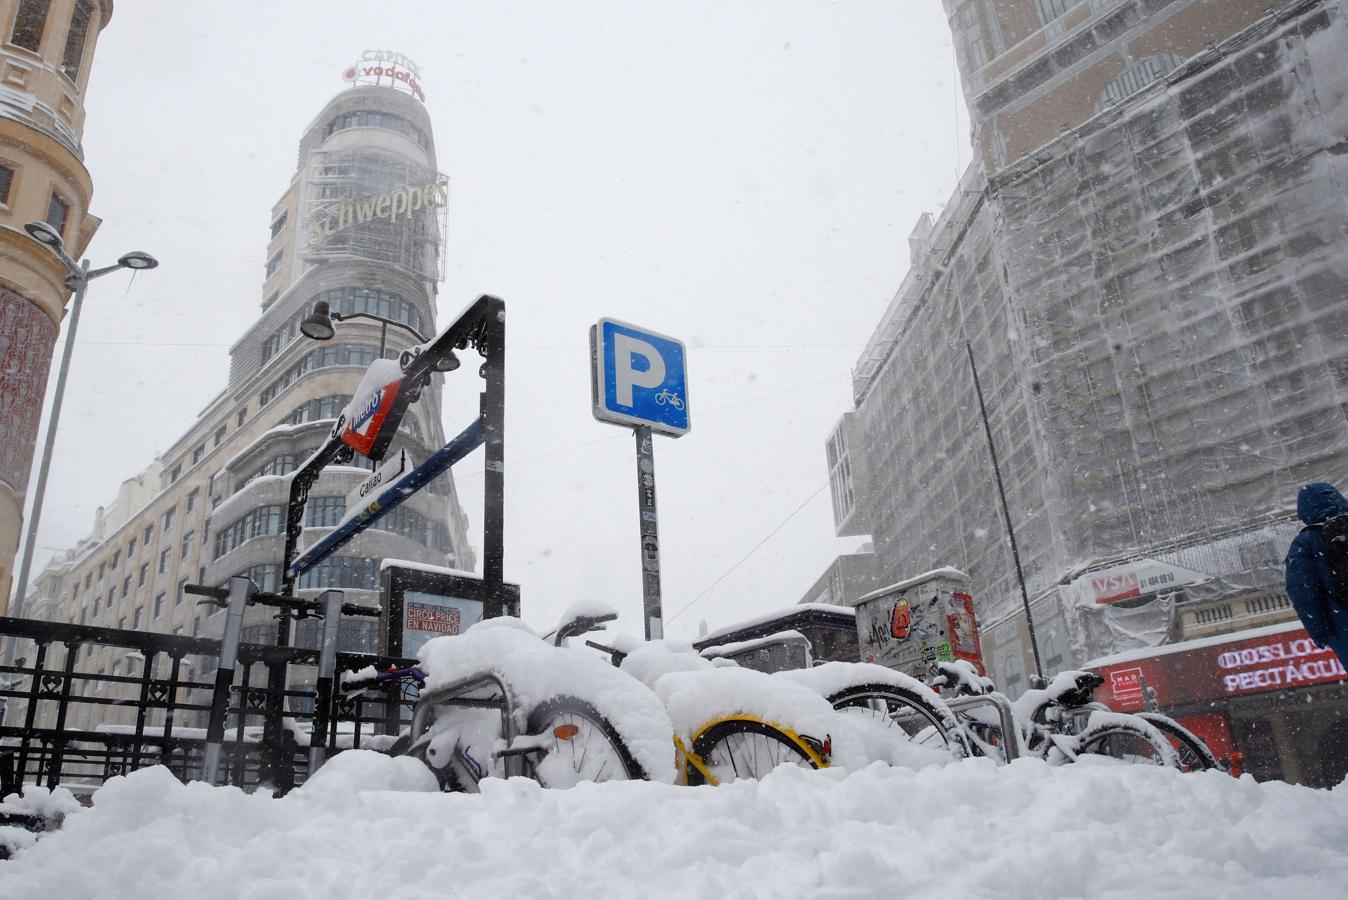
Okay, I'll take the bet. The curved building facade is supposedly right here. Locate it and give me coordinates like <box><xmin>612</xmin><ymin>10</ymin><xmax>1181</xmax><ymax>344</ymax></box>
<box><xmin>0</xmin><ymin>0</ymin><xmax>113</xmax><ymax>605</ymax></box>
<box><xmin>24</xmin><ymin>66</ymin><xmax>473</xmax><ymax>729</ymax></box>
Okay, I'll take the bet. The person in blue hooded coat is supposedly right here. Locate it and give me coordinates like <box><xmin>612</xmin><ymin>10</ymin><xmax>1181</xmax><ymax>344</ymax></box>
<box><xmin>1285</xmin><ymin>482</ymin><xmax>1348</xmax><ymax>667</ymax></box>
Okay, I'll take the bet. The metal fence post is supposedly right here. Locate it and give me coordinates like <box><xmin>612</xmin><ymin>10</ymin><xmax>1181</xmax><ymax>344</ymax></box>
<box><xmin>307</xmin><ymin>590</ymin><xmax>344</xmax><ymax>777</ymax></box>
<box><xmin>202</xmin><ymin>576</ymin><xmax>252</xmax><ymax>785</ymax></box>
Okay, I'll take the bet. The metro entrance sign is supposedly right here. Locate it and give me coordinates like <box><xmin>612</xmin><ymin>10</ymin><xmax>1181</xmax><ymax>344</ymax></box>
<box><xmin>590</xmin><ymin>318</ymin><xmax>690</xmax><ymax>641</ymax></box>
<box><xmin>590</xmin><ymin>318</ymin><xmax>690</xmax><ymax>436</ymax></box>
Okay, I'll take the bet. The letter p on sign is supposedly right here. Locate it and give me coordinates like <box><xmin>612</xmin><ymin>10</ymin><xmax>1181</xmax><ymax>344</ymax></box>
<box><xmin>591</xmin><ymin>318</ymin><xmax>690</xmax><ymax>437</ymax></box>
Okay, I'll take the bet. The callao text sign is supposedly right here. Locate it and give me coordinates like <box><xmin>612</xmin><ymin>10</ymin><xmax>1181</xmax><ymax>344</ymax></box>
<box><xmin>590</xmin><ymin>318</ymin><xmax>690</xmax><ymax>437</ymax></box>
<box><xmin>345</xmin><ymin>449</ymin><xmax>410</xmax><ymax>517</ymax></box>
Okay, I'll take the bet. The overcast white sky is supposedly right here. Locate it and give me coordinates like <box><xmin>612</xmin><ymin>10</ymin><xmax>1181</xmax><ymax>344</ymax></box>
<box><xmin>25</xmin><ymin>1</ymin><xmax>970</xmax><ymax>639</ymax></box>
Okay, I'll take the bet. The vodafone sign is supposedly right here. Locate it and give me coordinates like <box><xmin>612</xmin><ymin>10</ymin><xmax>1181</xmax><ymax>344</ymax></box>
<box><xmin>1092</xmin><ymin>624</ymin><xmax>1348</xmax><ymax>711</ymax></box>
<box><xmin>342</xmin><ymin>50</ymin><xmax>426</xmax><ymax>102</ymax></box>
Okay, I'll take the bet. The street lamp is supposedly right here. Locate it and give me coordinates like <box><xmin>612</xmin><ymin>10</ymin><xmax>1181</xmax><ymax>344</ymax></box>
<box><xmin>5</xmin><ymin>223</ymin><xmax>158</xmax><ymax>651</ymax></box>
<box><xmin>300</xmin><ymin>300</ymin><xmax>460</xmax><ymax>372</ymax></box>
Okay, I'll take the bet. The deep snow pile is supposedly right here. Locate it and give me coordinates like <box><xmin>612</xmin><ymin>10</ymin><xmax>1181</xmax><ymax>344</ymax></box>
<box><xmin>4</xmin><ymin>754</ymin><xmax>1346</xmax><ymax>898</ymax></box>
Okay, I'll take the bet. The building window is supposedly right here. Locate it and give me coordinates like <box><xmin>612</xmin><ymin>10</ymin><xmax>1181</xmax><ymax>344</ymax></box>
<box><xmin>143</xmin><ymin>525</ymin><xmax>153</xmax><ymax>544</ymax></box>
<box><xmin>305</xmin><ymin>496</ymin><xmax>346</xmax><ymax>528</ymax></box>
<box><xmin>213</xmin><ymin>504</ymin><xmax>285</xmax><ymax>559</ymax></box>
<box><xmin>163</xmin><ymin>507</ymin><xmax>176</xmax><ymax>531</ymax></box>
<box><xmin>60</xmin><ymin>0</ymin><xmax>93</xmax><ymax>81</ymax></box>
<box><xmin>1096</xmin><ymin>54</ymin><xmax>1185</xmax><ymax>112</ymax></box>
<box><xmin>958</xmin><ymin>3</ymin><xmax>978</xmax><ymax>29</ymax></box>
<box><xmin>46</xmin><ymin>192</ymin><xmax>69</xmax><ymax>238</ymax></box>
<box><xmin>132</xmin><ymin>606</ymin><xmax>142</xmax><ymax>629</ymax></box>
<box><xmin>237</xmin><ymin>408</ymin><xmax>247</xmax><ymax>427</ymax></box>
<box><xmin>91</xmin><ymin>595</ymin><xmax>99</xmax><ymax>616</ymax></box>
<box><xmin>270</xmin><ymin>210</ymin><xmax>288</xmax><ymax>238</ymax></box>
<box><xmin>106</xmin><ymin>587</ymin><xmax>114</xmax><ymax>607</ymax></box>
<box><xmin>177</xmin><ymin>577</ymin><xmax>188</xmax><ymax>605</ymax></box>
<box><xmin>83</xmin><ymin>573</ymin><xmax>91</xmax><ymax>590</ymax></box>
<box><xmin>9</xmin><ymin>0</ymin><xmax>49</xmax><ymax>53</ymax></box>
<box><xmin>111</xmin><ymin>549</ymin><xmax>120</xmax><ymax>569</ymax></box>
<box><xmin>0</xmin><ymin>164</ymin><xmax>13</xmax><ymax>206</ymax></box>
<box><xmin>1035</xmin><ymin>0</ymin><xmax>1074</xmax><ymax>22</ymax></box>
<box><xmin>265</xmin><ymin>250</ymin><xmax>283</xmax><ymax>278</ymax></box>
<box><xmin>138</xmin><ymin>562</ymin><xmax>148</xmax><ymax>587</ymax></box>
<box><xmin>968</xmin><ymin>37</ymin><xmax>988</xmax><ymax>70</ymax></box>
<box><xmin>158</xmin><ymin>547</ymin><xmax>171</xmax><ymax>574</ymax></box>
<box><xmin>128</xmin><ymin>537</ymin><xmax>136</xmax><ymax>558</ymax></box>
<box><xmin>192</xmin><ymin>615</ymin><xmax>201</xmax><ymax>636</ymax></box>
<box><xmin>323</xmin><ymin>109</ymin><xmax>429</xmax><ymax>149</ymax></box>
<box><xmin>78</xmin><ymin>607</ymin><xmax>86</xmax><ymax>625</ymax></box>
<box><xmin>192</xmin><ymin>444</ymin><xmax>204</xmax><ymax>465</ymax></box>
<box><xmin>97</xmin><ymin>561</ymin><xmax>105</xmax><ymax>581</ymax></box>
<box><xmin>120</xmin><ymin>575</ymin><xmax>130</xmax><ymax>599</ymax></box>
<box><xmin>168</xmin><ymin>464</ymin><xmax>182</xmax><ymax>484</ymax></box>
<box><xmin>186</xmin><ymin>489</ymin><xmax>198</xmax><ymax>513</ymax></box>
<box><xmin>153</xmin><ymin>593</ymin><xmax>165</xmax><ymax>619</ymax></box>
<box><xmin>213</xmin><ymin>425</ymin><xmax>226</xmax><ymax>447</ymax></box>
<box><xmin>181</xmin><ymin>532</ymin><xmax>194</xmax><ymax>559</ymax></box>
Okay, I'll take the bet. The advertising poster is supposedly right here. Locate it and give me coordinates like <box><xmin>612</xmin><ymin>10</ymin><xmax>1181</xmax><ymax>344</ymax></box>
<box><xmin>400</xmin><ymin>591</ymin><xmax>483</xmax><ymax>657</ymax></box>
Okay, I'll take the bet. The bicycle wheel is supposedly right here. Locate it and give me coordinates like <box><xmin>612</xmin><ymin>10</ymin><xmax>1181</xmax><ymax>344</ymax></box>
<box><xmin>397</xmin><ymin>732</ymin><xmax>472</xmax><ymax>793</ymax></box>
<box><xmin>1074</xmin><ymin>716</ymin><xmax>1179</xmax><ymax>768</ymax></box>
<box><xmin>525</xmin><ymin>696</ymin><xmax>645</xmax><ymax>788</ymax></box>
<box><xmin>827</xmin><ymin>684</ymin><xmax>968</xmax><ymax>759</ymax></box>
<box><xmin>686</xmin><ymin>718</ymin><xmax>822</xmax><ymax>786</ymax></box>
<box><xmin>1136</xmin><ymin>712</ymin><xmax>1222</xmax><ymax>772</ymax></box>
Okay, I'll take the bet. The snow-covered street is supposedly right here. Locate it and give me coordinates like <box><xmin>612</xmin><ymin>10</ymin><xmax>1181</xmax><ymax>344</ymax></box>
<box><xmin>4</xmin><ymin>753</ymin><xmax>1345</xmax><ymax>898</ymax></box>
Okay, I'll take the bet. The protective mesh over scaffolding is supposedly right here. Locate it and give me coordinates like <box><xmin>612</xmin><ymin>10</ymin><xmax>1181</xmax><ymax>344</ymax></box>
<box><xmin>302</xmin><ymin>148</ymin><xmax>448</xmax><ymax>282</ymax></box>
<box><xmin>851</xmin><ymin>0</ymin><xmax>1348</xmax><ymax>659</ymax></box>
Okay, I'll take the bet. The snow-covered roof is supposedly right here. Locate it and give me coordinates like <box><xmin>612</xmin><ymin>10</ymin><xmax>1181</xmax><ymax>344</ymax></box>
<box><xmin>852</xmin><ymin>567</ymin><xmax>970</xmax><ymax>605</ymax></box>
<box><xmin>379</xmin><ymin>558</ymin><xmax>478</xmax><ymax>579</ymax></box>
<box><xmin>697</xmin><ymin>603</ymin><xmax>854</xmax><ymax>647</ymax></box>
<box><xmin>700</xmin><ymin>630</ymin><xmax>809</xmax><ymax>658</ymax></box>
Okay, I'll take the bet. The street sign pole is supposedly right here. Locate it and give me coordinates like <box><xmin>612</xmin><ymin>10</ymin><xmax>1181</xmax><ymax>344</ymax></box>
<box><xmin>634</xmin><ymin>425</ymin><xmax>662</xmax><ymax>640</ymax></box>
<box><xmin>590</xmin><ymin>318</ymin><xmax>688</xmax><ymax>640</ymax></box>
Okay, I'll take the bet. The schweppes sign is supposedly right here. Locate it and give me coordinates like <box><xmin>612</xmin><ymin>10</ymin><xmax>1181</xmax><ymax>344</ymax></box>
<box><xmin>309</xmin><ymin>180</ymin><xmax>448</xmax><ymax>245</ymax></box>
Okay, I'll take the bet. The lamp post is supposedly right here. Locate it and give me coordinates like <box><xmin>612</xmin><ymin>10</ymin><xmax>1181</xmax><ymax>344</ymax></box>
<box><xmin>300</xmin><ymin>300</ymin><xmax>458</xmax><ymax>373</ymax></box>
<box><xmin>4</xmin><ymin>222</ymin><xmax>157</xmax><ymax>660</ymax></box>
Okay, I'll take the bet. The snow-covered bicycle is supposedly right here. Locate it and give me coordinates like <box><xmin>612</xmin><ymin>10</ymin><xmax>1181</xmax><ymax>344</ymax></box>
<box><xmin>343</xmin><ymin>606</ymin><xmax>677</xmax><ymax>790</ymax></box>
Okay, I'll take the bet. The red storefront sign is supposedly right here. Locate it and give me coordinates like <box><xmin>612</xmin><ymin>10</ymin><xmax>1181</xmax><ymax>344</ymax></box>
<box><xmin>1091</xmin><ymin>625</ymin><xmax>1348</xmax><ymax>712</ymax></box>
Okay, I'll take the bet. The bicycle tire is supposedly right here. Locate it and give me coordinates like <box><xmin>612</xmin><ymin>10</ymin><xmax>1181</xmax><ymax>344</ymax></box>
<box><xmin>826</xmin><ymin>683</ymin><xmax>969</xmax><ymax>759</ymax></box>
<box><xmin>1074</xmin><ymin>716</ymin><xmax>1180</xmax><ymax>768</ymax></box>
<box><xmin>525</xmin><ymin>696</ymin><xmax>646</xmax><ymax>787</ymax></box>
<box><xmin>686</xmin><ymin>717</ymin><xmax>821</xmax><ymax>786</ymax></box>
<box><xmin>1135</xmin><ymin>712</ymin><xmax>1222</xmax><ymax>772</ymax></box>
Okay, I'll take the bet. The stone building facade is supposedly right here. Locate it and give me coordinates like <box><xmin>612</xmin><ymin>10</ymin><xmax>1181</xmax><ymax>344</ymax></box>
<box><xmin>0</xmin><ymin>0</ymin><xmax>113</xmax><ymax>605</ymax></box>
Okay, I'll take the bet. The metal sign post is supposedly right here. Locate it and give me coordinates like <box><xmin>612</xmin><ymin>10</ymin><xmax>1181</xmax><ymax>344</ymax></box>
<box><xmin>590</xmin><ymin>318</ymin><xmax>689</xmax><ymax>641</ymax></box>
<box><xmin>634</xmin><ymin>426</ymin><xmax>663</xmax><ymax>640</ymax></box>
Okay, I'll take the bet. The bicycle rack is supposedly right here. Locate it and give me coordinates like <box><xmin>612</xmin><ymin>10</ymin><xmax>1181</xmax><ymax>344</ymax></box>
<box><xmin>408</xmin><ymin>671</ymin><xmax>526</xmax><ymax>780</ymax></box>
<box><xmin>945</xmin><ymin>693</ymin><xmax>1023</xmax><ymax>762</ymax></box>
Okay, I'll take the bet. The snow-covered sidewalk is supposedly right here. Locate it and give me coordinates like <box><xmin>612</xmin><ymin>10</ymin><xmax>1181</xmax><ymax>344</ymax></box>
<box><xmin>3</xmin><ymin>752</ymin><xmax>1345</xmax><ymax>898</ymax></box>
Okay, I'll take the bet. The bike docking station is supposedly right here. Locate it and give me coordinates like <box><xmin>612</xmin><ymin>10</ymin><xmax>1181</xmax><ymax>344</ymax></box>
<box><xmin>590</xmin><ymin>318</ymin><xmax>691</xmax><ymax>640</ymax></box>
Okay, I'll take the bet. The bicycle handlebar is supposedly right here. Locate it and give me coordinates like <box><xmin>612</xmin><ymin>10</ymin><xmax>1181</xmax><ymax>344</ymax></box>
<box><xmin>342</xmin><ymin>665</ymin><xmax>428</xmax><ymax>694</ymax></box>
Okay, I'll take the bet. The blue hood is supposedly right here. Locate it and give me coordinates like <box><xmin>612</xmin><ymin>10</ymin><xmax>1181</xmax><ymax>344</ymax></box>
<box><xmin>1297</xmin><ymin>482</ymin><xmax>1348</xmax><ymax>525</ymax></box>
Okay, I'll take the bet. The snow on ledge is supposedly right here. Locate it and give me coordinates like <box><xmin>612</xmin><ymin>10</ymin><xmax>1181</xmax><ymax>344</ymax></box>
<box><xmin>379</xmin><ymin>558</ymin><xmax>479</xmax><ymax>579</ymax></box>
<box><xmin>851</xmin><ymin>566</ymin><xmax>970</xmax><ymax>605</ymax></box>
<box><xmin>700</xmin><ymin>630</ymin><xmax>809</xmax><ymax>658</ymax></box>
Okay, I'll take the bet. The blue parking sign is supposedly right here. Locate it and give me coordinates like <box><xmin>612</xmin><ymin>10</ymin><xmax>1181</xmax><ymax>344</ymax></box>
<box><xmin>590</xmin><ymin>318</ymin><xmax>690</xmax><ymax>436</ymax></box>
